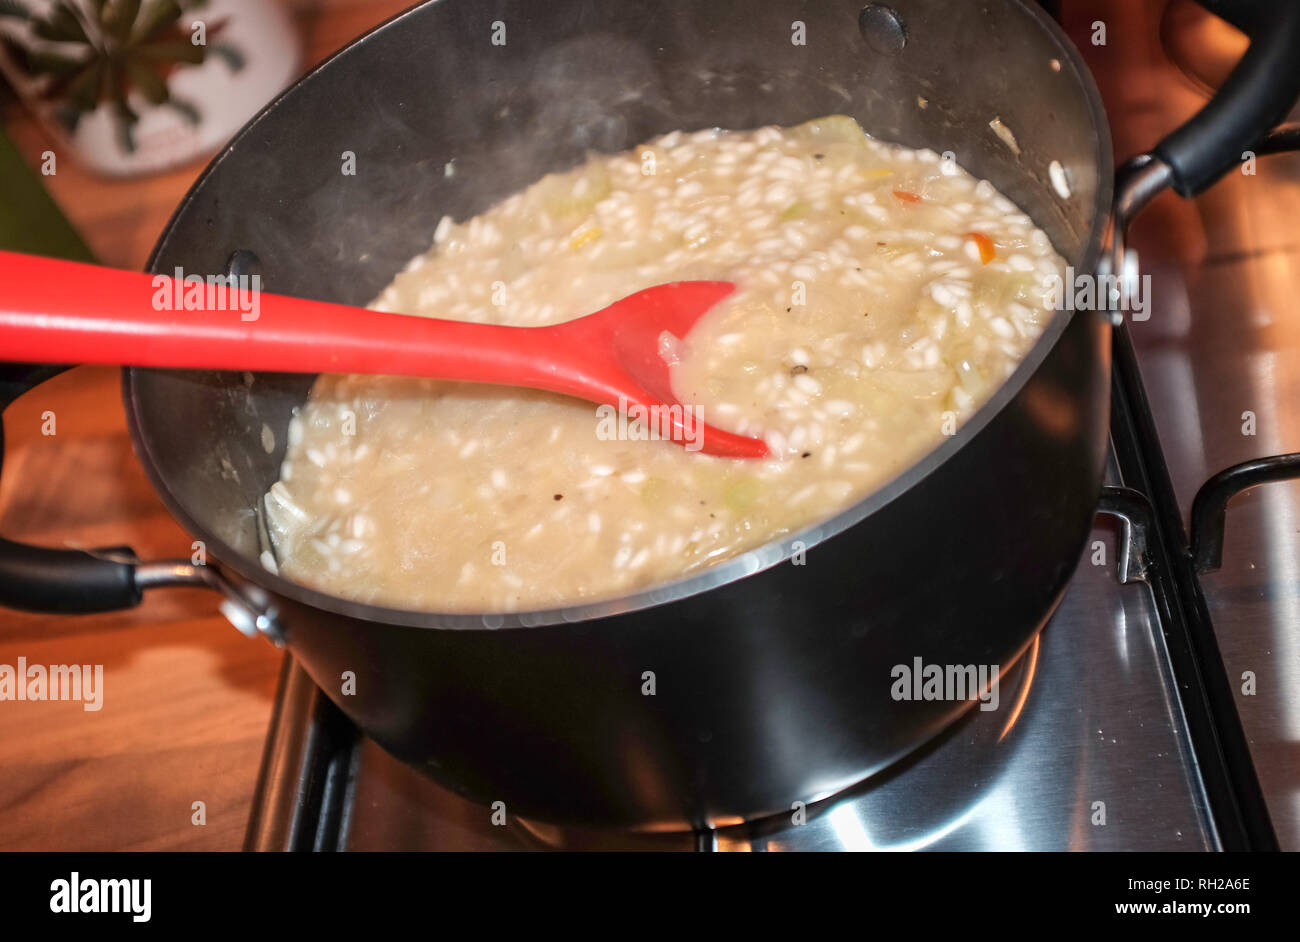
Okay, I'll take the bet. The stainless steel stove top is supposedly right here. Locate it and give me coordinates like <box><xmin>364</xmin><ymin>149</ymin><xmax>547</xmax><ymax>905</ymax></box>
<box><xmin>247</xmin><ymin>478</ymin><xmax>1218</xmax><ymax>851</ymax></box>
<box><xmin>1128</xmin><ymin>137</ymin><xmax>1300</xmax><ymax>852</ymax></box>
<box><xmin>1090</xmin><ymin>0</ymin><xmax>1300</xmax><ymax>849</ymax></box>
<box><xmin>244</xmin><ymin>1</ymin><xmax>1300</xmax><ymax>852</ymax></box>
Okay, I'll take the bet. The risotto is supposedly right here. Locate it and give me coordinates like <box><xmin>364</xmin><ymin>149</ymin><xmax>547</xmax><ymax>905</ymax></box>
<box><xmin>263</xmin><ymin>116</ymin><xmax>1065</xmax><ymax>612</ymax></box>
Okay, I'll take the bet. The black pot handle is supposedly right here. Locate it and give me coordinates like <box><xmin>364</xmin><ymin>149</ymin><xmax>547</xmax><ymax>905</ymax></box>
<box><xmin>0</xmin><ymin>364</ymin><xmax>145</xmax><ymax>613</ymax></box>
<box><xmin>0</xmin><ymin>364</ymin><xmax>282</xmax><ymax>639</ymax></box>
<box><xmin>1153</xmin><ymin>0</ymin><xmax>1300</xmax><ymax>196</ymax></box>
<box><xmin>0</xmin><ymin>364</ymin><xmax>281</xmax><ymax>643</ymax></box>
<box><xmin>0</xmin><ymin>538</ymin><xmax>141</xmax><ymax>614</ymax></box>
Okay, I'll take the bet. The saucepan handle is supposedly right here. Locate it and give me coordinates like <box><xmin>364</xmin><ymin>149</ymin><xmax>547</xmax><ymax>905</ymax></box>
<box><xmin>0</xmin><ymin>363</ymin><xmax>143</xmax><ymax>613</ymax></box>
<box><xmin>0</xmin><ymin>538</ymin><xmax>141</xmax><ymax>613</ymax></box>
<box><xmin>0</xmin><ymin>364</ymin><xmax>280</xmax><ymax>641</ymax></box>
<box><xmin>1153</xmin><ymin>0</ymin><xmax>1300</xmax><ymax>196</ymax></box>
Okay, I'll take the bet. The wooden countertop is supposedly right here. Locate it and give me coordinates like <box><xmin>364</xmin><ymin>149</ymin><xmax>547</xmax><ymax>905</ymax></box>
<box><xmin>0</xmin><ymin>0</ymin><xmax>412</xmax><ymax>851</ymax></box>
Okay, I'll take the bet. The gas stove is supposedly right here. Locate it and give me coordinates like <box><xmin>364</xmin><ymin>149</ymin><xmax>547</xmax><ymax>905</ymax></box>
<box><xmin>242</xmin><ymin>2</ymin><xmax>1300</xmax><ymax>852</ymax></box>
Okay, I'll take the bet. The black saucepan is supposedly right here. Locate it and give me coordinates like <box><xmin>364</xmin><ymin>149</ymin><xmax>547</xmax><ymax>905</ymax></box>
<box><xmin>3</xmin><ymin>0</ymin><xmax>1298</xmax><ymax>829</ymax></box>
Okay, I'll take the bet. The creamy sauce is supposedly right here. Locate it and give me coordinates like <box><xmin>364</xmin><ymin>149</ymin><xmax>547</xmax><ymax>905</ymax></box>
<box><xmin>264</xmin><ymin>117</ymin><xmax>1064</xmax><ymax>612</ymax></box>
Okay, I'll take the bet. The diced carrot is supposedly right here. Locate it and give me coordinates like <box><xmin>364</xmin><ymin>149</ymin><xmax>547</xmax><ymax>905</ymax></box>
<box><xmin>892</xmin><ymin>189</ymin><xmax>923</xmax><ymax>204</ymax></box>
<box><xmin>966</xmin><ymin>231</ymin><xmax>996</xmax><ymax>264</ymax></box>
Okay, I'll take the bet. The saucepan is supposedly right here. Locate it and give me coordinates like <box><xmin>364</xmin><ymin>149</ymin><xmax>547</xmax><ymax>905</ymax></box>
<box><xmin>3</xmin><ymin>0</ymin><xmax>1298</xmax><ymax>829</ymax></box>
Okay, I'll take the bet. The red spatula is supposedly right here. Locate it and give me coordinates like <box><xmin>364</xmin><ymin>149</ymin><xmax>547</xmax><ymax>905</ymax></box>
<box><xmin>0</xmin><ymin>251</ymin><xmax>768</xmax><ymax>459</ymax></box>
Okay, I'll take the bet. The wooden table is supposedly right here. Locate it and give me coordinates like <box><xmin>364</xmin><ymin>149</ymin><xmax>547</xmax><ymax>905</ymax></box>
<box><xmin>0</xmin><ymin>0</ymin><xmax>412</xmax><ymax>851</ymax></box>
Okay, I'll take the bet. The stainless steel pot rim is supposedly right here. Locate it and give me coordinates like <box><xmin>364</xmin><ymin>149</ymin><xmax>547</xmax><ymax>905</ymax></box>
<box><xmin>124</xmin><ymin>0</ymin><xmax>1114</xmax><ymax>631</ymax></box>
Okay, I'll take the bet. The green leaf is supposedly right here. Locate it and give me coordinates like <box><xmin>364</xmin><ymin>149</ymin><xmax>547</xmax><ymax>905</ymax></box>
<box><xmin>103</xmin><ymin>0</ymin><xmax>142</xmax><ymax>43</ymax></box>
<box><xmin>166</xmin><ymin>95</ymin><xmax>200</xmax><ymax>125</ymax></box>
<box><xmin>115</xmin><ymin>116</ymin><xmax>136</xmax><ymax>153</ymax></box>
<box><xmin>2</xmin><ymin>38</ymin><xmax>88</xmax><ymax>76</ymax></box>
<box><xmin>58</xmin><ymin>58</ymin><xmax>106</xmax><ymax>112</ymax></box>
<box><xmin>53</xmin><ymin>102</ymin><xmax>84</xmax><ymax>134</ymax></box>
<box><xmin>0</xmin><ymin>36</ymin><xmax>28</xmax><ymax>75</ymax></box>
<box><xmin>0</xmin><ymin>1</ymin><xmax>31</xmax><ymax>22</ymax></box>
<box><xmin>32</xmin><ymin>2</ymin><xmax>90</xmax><ymax>43</ymax></box>
<box><xmin>132</xmin><ymin>0</ymin><xmax>182</xmax><ymax>43</ymax></box>
<box><xmin>208</xmin><ymin>41</ymin><xmax>243</xmax><ymax>71</ymax></box>
<box><xmin>101</xmin><ymin>64</ymin><xmax>123</xmax><ymax>111</ymax></box>
<box><xmin>112</xmin><ymin>88</ymin><xmax>139</xmax><ymax>124</ymax></box>
<box><xmin>123</xmin><ymin>55</ymin><xmax>168</xmax><ymax>104</ymax></box>
<box><xmin>101</xmin><ymin>63</ymin><xmax>139</xmax><ymax>153</ymax></box>
<box><xmin>134</xmin><ymin>37</ymin><xmax>204</xmax><ymax>64</ymax></box>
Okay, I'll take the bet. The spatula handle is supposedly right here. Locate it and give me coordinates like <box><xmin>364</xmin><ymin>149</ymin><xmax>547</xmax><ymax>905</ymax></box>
<box><xmin>0</xmin><ymin>250</ymin><xmax>569</xmax><ymax>386</ymax></box>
